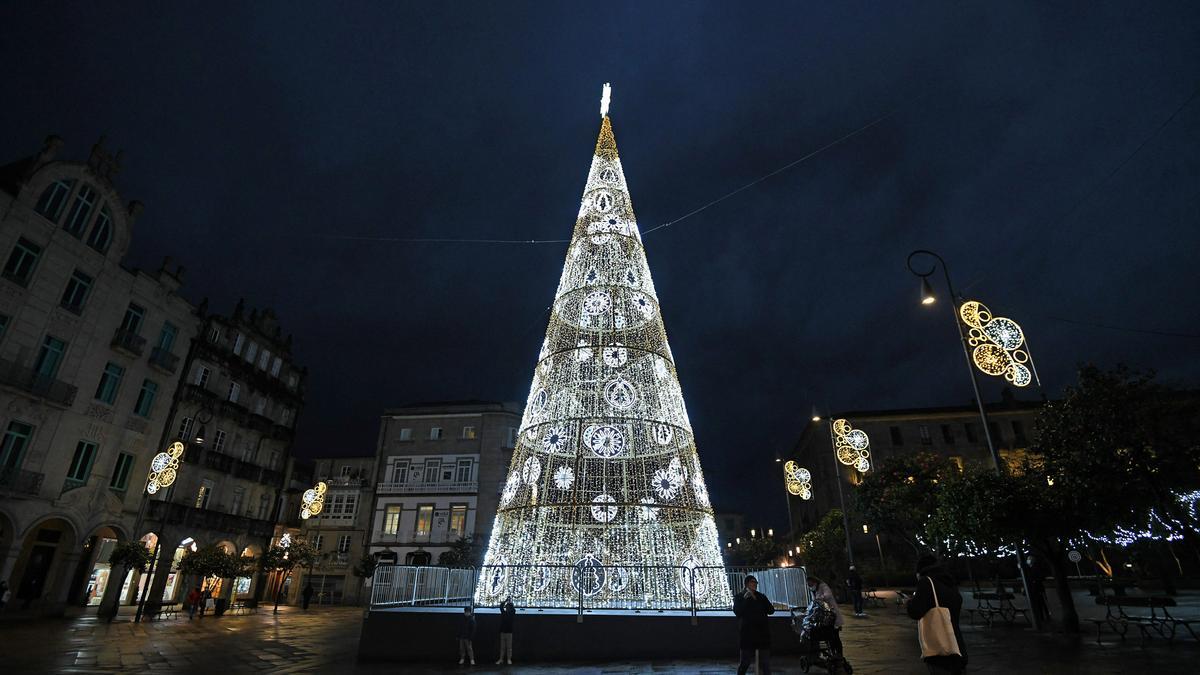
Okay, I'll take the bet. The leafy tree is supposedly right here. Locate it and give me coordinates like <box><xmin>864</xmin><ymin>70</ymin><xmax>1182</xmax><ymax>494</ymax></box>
<box><xmin>437</xmin><ymin>537</ymin><xmax>481</xmax><ymax>567</ymax></box>
<box><xmin>854</xmin><ymin>452</ymin><xmax>958</xmax><ymax>553</ymax></box>
<box><xmin>352</xmin><ymin>554</ymin><xmax>379</xmax><ymax>605</ymax></box>
<box><xmin>179</xmin><ymin>544</ymin><xmax>247</xmax><ymax>581</ymax></box>
<box><xmin>99</xmin><ymin>541</ymin><xmax>154</xmax><ymax>621</ymax></box>
<box><xmin>795</xmin><ymin>509</ymin><xmax>849</xmax><ymax>582</ymax></box>
<box><xmin>260</xmin><ymin>541</ymin><xmax>318</xmax><ymax>613</ymax></box>
<box><xmin>726</xmin><ymin>536</ymin><xmax>785</xmax><ymax>567</ymax></box>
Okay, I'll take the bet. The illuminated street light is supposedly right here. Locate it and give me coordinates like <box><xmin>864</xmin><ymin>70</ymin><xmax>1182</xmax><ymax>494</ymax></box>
<box><xmin>920</xmin><ymin>277</ymin><xmax>937</xmax><ymax>305</ymax></box>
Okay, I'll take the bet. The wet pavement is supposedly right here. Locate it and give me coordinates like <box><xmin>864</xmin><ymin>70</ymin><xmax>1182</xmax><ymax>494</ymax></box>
<box><xmin>1</xmin><ymin>589</ymin><xmax>1197</xmax><ymax>673</ymax></box>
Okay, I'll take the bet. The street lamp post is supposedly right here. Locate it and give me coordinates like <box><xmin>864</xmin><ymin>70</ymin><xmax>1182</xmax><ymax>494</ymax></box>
<box><xmin>810</xmin><ymin>410</ymin><xmax>856</xmax><ymax>568</ymax></box>
<box><xmin>905</xmin><ymin>249</ymin><xmax>1041</xmax><ymax>630</ymax></box>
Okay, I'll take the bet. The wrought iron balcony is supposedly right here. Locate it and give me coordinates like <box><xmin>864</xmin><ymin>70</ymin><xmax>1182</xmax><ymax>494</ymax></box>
<box><xmin>0</xmin><ymin>356</ymin><xmax>77</xmax><ymax>407</ymax></box>
<box><xmin>146</xmin><ymin>500</ymin><xmax>277</xmax><ymax>539</ymax></box>
<box><xmin>149</xmin><ymin>347</ymin><xmax>180</xmax><ymax>373</ymax></box>
<box><xmin>0</xmin><ymin>466</ymin><xmax>44</xmax><ymax>496</ymax></box>
<box><xmin>376</xmin><ymin>480</ymin><xmax>477</xmax><ymax>495</ymax></box>
<box><xmin>111</xmin><ymin>328</ymin><xmax>146</xmax><ymax>357</ymax></box>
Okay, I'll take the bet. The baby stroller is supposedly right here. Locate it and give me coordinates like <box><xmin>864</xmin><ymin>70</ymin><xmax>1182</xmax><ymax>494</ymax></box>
<box><xmin>791</xmin><ymin>599</ymin><xmax>852</xmax><ymax>674</ymax></box>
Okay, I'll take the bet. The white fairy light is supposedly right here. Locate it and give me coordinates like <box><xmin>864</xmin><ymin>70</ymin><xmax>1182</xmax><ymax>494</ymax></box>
<box><xmin>833</xmin><ymin>419</ymin><xmax>872</xmax><ymax>472</ymax></box>
<box><xmin>600</xmin><ymin>82</ymin><xmax>611</xmax><ymax>117</ymax></box>
<box><xmin>300</xmin><ymin>481</ymin><xmax>327</xmax><ymax>519</ymax></box>
<box><xmin>475</xmin><ymin>97</ymin><xmax>730</xmax><ymax>610</ymax></box>
<box><xmin>960</xmin><ymin>300</ymin><xmax>1036</xmax><ymax>387</ymax></box>
<box><xmin>145</xmin><ymin>441</ymin><xmax>185</xmax><ymax>495</ymax></box>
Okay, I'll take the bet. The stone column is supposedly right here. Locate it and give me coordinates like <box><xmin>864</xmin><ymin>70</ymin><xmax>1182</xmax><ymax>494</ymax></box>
<box><xmin>47</xmin><ymin>548</ymin><xmax>84</xmax><ymax>611</ymax></box>
<box><xmin>96</xmin><ymin>563</ymin><xmax>127</xmax><ymax>620</ymax></box>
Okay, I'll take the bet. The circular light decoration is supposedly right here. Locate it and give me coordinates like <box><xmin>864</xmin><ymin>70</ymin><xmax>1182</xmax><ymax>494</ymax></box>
<box><xmin>582</xmin><ymin>291</ymin><xmax>611</xmax><ymax>316</ymax></box>
<box><xmin>603</xmin><ymin>343</ymin><xmax>628</xmax><ymax>368</ymax></box>
<box><xmin>584</xmin><ymin>425</ymin><xmax>626</xmax><ymax>458</ymax></box>
<box><xmin>833</xmin><ymin>419</ymin><xmax>872</xmax><ymax>472</ymax></box>
<box><xmin>485</xmin><ymin>563</ymin><xmax>508</xmax><ymax>596</ymax></box>
<box><xmin>553</xmin><ymin>465</ymin><xmax>575</xmax><ymax>490</ymax></box>
<box><xmin>530</xmin><ymin>388</ymin><xmax>549</xmax><ymax>415</ymax></box>
<box><xmin>145</xmin><ymin>441</ymin><xmax>185</xmax><ymax>495</ymax></box>
<box><xmin>783</xmin><ymin>460</ymin><xmax>813</xmax><ymax>500</ymax></box>
<box><xmin>652</xmin><ymin>465</ymin><xmax>684</xmax><ymax>500</ymax></box>
<box><xmin>500</xmin><ymin>472</ymin><xmax>521</xmax><ymax>507</ymax></box>
<box><xmin>960</xmin><ymin>300</ymin><xmax>1035</xmax><ymax>387</ymax></box>
<box><xmin>571</xmin><ymin>554</ymin><xmax>606</xmax><ymax>597</ymax></box>
<box><xmin>521</xmin><ymin>456</ymin><xmax>543</xmax><ymax>484</ymax></box>
<box><xmin>590</xmin><ymin>494</ymin><xmax>618</xmax><ymax>523</ymax></box>
<box><xmin>604</xmin><ymin>377</ymin><xmax>638</xmax><ymax>410</ymax></box>
<box><xmin>633</xmin><ymin>293</ymin><xmax>654</xmax><ymax>317</ymax></box>
<box><xmin>638</xmin><ymin>497</ymin><xmax>660</xmax><ymax>521</ymax></box>
<box><xmin>677</xmin><ymin>554</ymin><xmax>710</xmax><ymax>599</ymax></box>
<box><xmin>609</xmin><ymin>566</ymin><xmax>631</xmax><ymax>592</ymax></box>
<box><xmin>300</xmin><ymin>481</ymin><xmax>328</xmax><ymax>519</ymax></box>
<box><xmin>653</xmin><ymin>423</ymin><xmax>674</xmax><ymax>446</ymax></box>
<box><xmin>543</xmin><ymin>426</ymin><xmax>570</xmax><ymax>453</ymax></box>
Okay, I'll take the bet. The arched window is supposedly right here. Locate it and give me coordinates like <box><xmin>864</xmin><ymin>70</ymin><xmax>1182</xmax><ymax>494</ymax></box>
<box><xmin>86</xmin><ymin>205</ymin><xmax>113</xmax><ymax>253</ymax></box>
<box><xmin>64</xmin><ymin>184</ymin><xmax>96</xmax><ymax>236</ymax></box>
<box><xmin>34</xmin><ymin>178</ymin><xmax>75</xmax><ymax>221</ymax></box>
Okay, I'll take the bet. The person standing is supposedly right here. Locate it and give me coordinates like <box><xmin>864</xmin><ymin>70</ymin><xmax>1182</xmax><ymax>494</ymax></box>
<box><xmin>806</xmin><ymin>576</ymin><xmax>844</xmax><ymax>654</ymax></box>
<box><xmin>848</xmin><ymin>566</ymin><xmax>864</xmax><ymax>617</ymax></box>
<box><xmin>199</xmin><ymin>587</ymin><xmax>213</xmax><ymax>618</ymax></box>
<box><xmin>302</xmin><ymin>582</ymin><xmax>315</xmax><ymax>611</ymax></box>
<box><xmin>185</xmin><ymin>586</ymin><xmax>202</xmax><ymax>620</ymax></box>
<box><xmin>906</xmin><ymin>554</ymin><xmax>967</xmax><ymax>675</ymax></box>
<box><xmin>457</xmin><ymin>605</ymin><xmax>476</xmax><ymax>665</ymax></box>
<box><xmin>733</xmin><ymin>575</ymin><xmax>775</xmax><ymax>675</ymax></box>
<box><xmin>496</xmin><ymin>598</ymin><xmax>515</xmax><ymax>665</ymax></box>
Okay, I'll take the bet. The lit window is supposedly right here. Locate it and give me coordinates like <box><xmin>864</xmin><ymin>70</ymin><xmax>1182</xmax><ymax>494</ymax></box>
<box><xmin>429</xmin><ymin>427</ymin><xmax>443</xmax><ymax>440</ymax></box>
<box><xmin>398</xmin><ymin>428</ymin><xmax>412</xmax><ymax>441</ymax></box>
<box><xmin>383</xmin><ymin>505</ymin><xmax>401</xmax><ymax>535</ymax></box>
<box><xmin>449</xmin><ymin>505</ymin><xmax>468</xmax><ymax>537</ymax></box>
<box><xmin>462</xmin><ymin>426</ymin><xmax>477</xmax><ymax>439</ymax></box>
<box><xmin>415</xmin><ymin>505</ymin><xmax>433</xmax><ymax>536</ymax></box>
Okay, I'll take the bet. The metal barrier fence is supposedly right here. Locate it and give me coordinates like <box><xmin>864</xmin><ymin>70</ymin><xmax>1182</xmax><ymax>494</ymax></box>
<box><xmin>370</xmin><ymin>564</ymin><xmax>808</xmax><ymax>613</ymax></box>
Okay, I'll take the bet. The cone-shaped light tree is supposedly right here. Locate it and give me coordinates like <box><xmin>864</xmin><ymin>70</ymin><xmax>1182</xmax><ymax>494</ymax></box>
<box><xmin>476</xmin><ymin>86</ymin><xmax>732</xmax><ymax>610</ymax></box>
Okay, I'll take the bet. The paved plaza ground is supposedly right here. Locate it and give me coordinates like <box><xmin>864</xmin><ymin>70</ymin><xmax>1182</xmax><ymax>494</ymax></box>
<box><xmin>2</xmin><ymin>589</ymin><xmax>1198</xmax><ymax>673</ymax></box>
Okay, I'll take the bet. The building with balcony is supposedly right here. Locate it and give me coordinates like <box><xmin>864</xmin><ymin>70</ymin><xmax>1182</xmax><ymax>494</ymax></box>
<box><xmin>367</xmin><ymin>401</ymin><xmax>519</xmax><ymax>566</ymax></box>
<box><xmin>288</xmin><ymin>456</ymin><xmax>374</xmax><ymax>605</ymax></box>
<box><xmin>133</xmin><ymin>301</ymin><xmax>308</xmax><ymax>611</ymax></box>
<box><xmin>0</xmin><ymin>136</ymin><xmax>199</xmax><ymax>614</ymax></box>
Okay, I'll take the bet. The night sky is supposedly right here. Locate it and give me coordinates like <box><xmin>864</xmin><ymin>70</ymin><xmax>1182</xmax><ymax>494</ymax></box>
<box><xmin>3</xmin><ymin>2</ymin><xmax>1198</xmax><ymax>529</ymax></box>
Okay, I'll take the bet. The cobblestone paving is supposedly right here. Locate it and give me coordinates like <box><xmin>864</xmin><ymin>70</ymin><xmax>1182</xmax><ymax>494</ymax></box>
<box><xmin>2</xmin><ymin>591</ymin><xmax>1198</xmax><ymax>673</ymax></box>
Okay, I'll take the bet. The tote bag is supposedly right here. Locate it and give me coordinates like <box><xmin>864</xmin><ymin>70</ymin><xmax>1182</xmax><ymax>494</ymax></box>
<box><xmin>917</xmin><ymin>577</ymin><xmax>961</xmax><ymax>658</ymax></box>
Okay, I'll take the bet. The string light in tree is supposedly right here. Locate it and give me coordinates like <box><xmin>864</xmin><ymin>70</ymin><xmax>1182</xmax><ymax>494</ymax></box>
<box><xmin>145</xmin><ymin>441</ymin><xmax>185</xmax><ymax>495</ymax></box>
<box><xmin>833</xmin><ymin>419</ymin><xmax>871</xmax><ymax>472</ymax></box>
<box><xmin>475</xmin><ymin>85</ymin><xmax>731</xmax><ymax>610</ymax></box>
<box><xmin>959</xmin><ymin>300</ymin><xmax>1036</xmax><ymax>387</ymax></box>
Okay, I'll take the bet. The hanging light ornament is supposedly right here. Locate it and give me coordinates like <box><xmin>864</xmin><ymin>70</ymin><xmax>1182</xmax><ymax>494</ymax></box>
<box><xmin>833</xmin><ymin>419</ymin><xmax>871</xmax><ymax>472</ymax></box>
<box><xmin>145</xmin><ymin>441</ymin><xmax>185</xmax><ymax>495</ymax></box>
<box><xmin>959</xmin><ymin>300</ymin><xmax>1035</xmax><ymax>387</ymax></box>
<box><xmin>300</xmin><ymin>481</ymin><xmax>328</xmax><ymax>519</ymax></box>
<box><xmin>783</xmin><ymin>461</ymin><xmax>812</xmax><ymax>500</ymax></box>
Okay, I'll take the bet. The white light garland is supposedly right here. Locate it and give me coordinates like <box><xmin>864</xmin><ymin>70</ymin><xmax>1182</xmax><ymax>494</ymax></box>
<box><xmin>475</xmin><ymin>89</ymin><xmax>730</xmax><ymax>610</ymax></box>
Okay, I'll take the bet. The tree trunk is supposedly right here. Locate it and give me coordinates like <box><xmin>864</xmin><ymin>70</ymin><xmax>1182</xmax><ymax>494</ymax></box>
<box><xmin>1043</xmin><ymin>544</ymin><xmax>1079</xmax><ymax>633</ymax></box>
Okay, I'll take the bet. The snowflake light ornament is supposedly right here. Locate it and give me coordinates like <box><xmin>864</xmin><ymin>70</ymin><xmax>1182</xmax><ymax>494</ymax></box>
<box><xmin>652</xmin><ymin>465</ymin><xmax>684</xmax><ymax>500</ymax></box>
<box><xmin>553</xmin><ymin>466</ymin><xmax>575</xmax><ymax>490</ymax></box>
<box><xmin>543</xmin><ymin>426</ymin><xmax>570</xmax><ymax>453</ymax></box>
<box><xmin>591</xmin><ymin>493</ymin><xmax>618</xmax><ymax>523</ymax></box>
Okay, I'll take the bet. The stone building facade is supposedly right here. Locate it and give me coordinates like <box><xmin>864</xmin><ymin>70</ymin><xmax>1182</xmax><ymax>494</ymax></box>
<box><xmin>290</xmin><ymin>456</ymin><xmax>374</xmax><ymax>605</ymax></box>
<box><xmin>0</xmin><ymin>136</ymin><xmax>198</xmax><ymax>612</ymax></box>
<box><xmin>367</xmin><ymin>401</ymin><xmax>519</xmax><ymax>566</ymax></box>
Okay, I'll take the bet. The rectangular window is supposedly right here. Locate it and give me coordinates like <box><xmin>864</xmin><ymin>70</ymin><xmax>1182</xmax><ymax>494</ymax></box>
<box><xmin>919</xmin><ymin>425</ymin><xmax>932</xmax><ymax>445</ymax></box>
<box><xmin>66</xmin><ymin>440</ymin><xmax>98</xmax><ymax>486</ymax></box>
<box><xmin>35</xmin><ymin>335</ymin><xmax>67</xmax><ymax>380</ymax></box>
<box><xmin>64</xmin><ymin>184</ymin><xmax>95</xmax><ymax>235</ymax></box>
<box><xmin>157</xmin><ymin>322</ymin><xmax>177</xmax><ymax>352</ymax></box>
<box><xmin>227</xmin><ymin>382</ymin><xmax>241</xmax><ymax>403</ymax></box>
<box><xmin>461</xmin><ymin>425</ymin><xmax>476</xmax><ymax>439</ymax></box>
<box><xmin>889</xmin><ymin>426</ymin><xmax>904</xmax><ymax>445</ymax></box>
<box><xmin>940</xmin><ymin>424</ymin><xmax>954</xmax><ymax>443</ymax></box>
<box><xmin>231</xmin><ymin>486</ymin><xmax>245</xmax><ymax>515</ymax></box>
<box><xmin>233</xmin><ymin>333</ymin><xmax>244</xmax><ymax>355</ymax></box>
<box><xmin>1012</xmin><ymin>420</ymin><xmax>1028</xmax><ymax>445</ymax></box>
<box><xmin>340</xmin><ymin>465</ymin><xmax>352</xmax><ymax>477</ymax></box>
<box><xmin>245</xmin><ymin>341</ymin><xmax>258</xmax><ymax>363</ymax></box>
<box><xmin>60</xmin><ymin>269</ymin><xmax>93</xmax><ymax>313</ymax></box>
<box><xmin>988</xmin><ymin>422</ymin><xmax>1004</xmax><ymax>446</ymax></box>
<box><xmin>134</xmin><ymin>379</ymin><xmax>158</xmax><ymax>417</ymax></box>
<box><xmin>0</xmin><ymin>421</ymin><xmax>35</xmax><ymax>469</ymax></box>
<box><xmin>35</xmin><ymin>177</ymin><xmax>74</xmax><ymax>220</ymax></box>
<box><xmin>120</xmin><ymin>303</ymin><xmax>145</xmax><ymax>335</ymax></box>
<box><xmin>2</xmin><ymin>237</ymin><xmax>42</xmax><ymax>286</ymax></box>
<box><xmin>449</xmin><ymin>505</ymin><xmax>467</xmax><ymax>537</ymax></box>
<box><xmin>109</xmin><ymin>452</ymin><xmax>134</xmax><ymax>491</ymax></box>
<box><xmin>965</xmin><ymin>423</ymin><xmax>979</xmax><ymax>443</ymax></box>
<box><xmin>312</xmin><ymin>534</ymin><xmax>324</xmax><ymax>551</ymax></box>
<box><xmin>383</xmin><ymin>505</ymin><xmax>401</xmax><ymax>535</ymax></box>
<box><xmin>270</xmin><ymin>357</ymin><xmax>282</xmax><ymax>377</ymax></box>
<box><xmin>242</xmin><ymin>441</ymin><xmax>256</xmax><ymax>463</ymax></box>
<box><xmin>213</xmin><ymin>429</ymin><xmax>227</xmax><ymax>454</ymax></box>
<box><xmin>429</xmin><ymin>427</ymin><xmax>443</xmax><ymax>440</ymax></box>
<box><xmin>258</xmin><ymin>494</ymin><xmax>271</xmax><ymax>520</ymax></box>
<box><xmin>195</xmin><ymin>479</ymin><xmax>213</xmax><ymax>509</ymax></box>
<box><xmin>194</xmin><ymin>365</ymin><xmax>211</xmax><ymax>388</ymax></box>
<box><xmin>441</xmin><ymin>466</ymin><xmax>453</xmax><ymax>481</ymax></box>
<box><xmin>177</xmin><ymin>416</ymin><xmax>194</xmax><ymax>441</ymax></box>
<box><xmin>398</xmin><ymin>427</ymin><xmax>412</xmax><ymax>441</ymax></box>
<box><xmin>207</xmin><ymin>326</ymin><xmax>221</xmax><ymax>343</ymax></box>
<box><xmin>423</xmin><ymin>461</ymin><xmax>440</xmax><ymax>483</ymax></box>
<box><xmin>390</xmin><ymin>460</ymin><xmax>409</xmax><ymax>484</ymax></box>
<box><xmin>343</xmin><ymin>494</ymin><xmax>358</xmax><ymax>516</ymax></box>
<box><xmin>94</xmin><ymin>362</ymin><xmax>125</xmax><ymax>405</ymax></box>
<box><xmin>258</xmin><ymin>349</ymin><xmax>271</xmax><ymax>370</ymax></box>
<box><xmin>415</xmin><ymin>505</ymin><xmax>433</xmax><ymax>537</ymax></box>
<box><xmin>455</xmin><ymin>459</ymin><xmax>472</xmax><ymax>483</ymax></box>
<box><xmin>337</xmin><ymin>534</ymin><xmax>352</xmax><ymax>554</ymax></box>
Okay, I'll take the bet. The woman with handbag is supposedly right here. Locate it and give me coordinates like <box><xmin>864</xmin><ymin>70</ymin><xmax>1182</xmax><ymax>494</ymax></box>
<box><xmin>906</xmin><ymin>555</ymin><xmax>967</xmax><ymax>674</ymax></box>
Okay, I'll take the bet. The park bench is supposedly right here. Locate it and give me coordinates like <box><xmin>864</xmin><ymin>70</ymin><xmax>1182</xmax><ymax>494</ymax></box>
<box><xmin>966</xmin><ymin>591</ymin><xmax>1029</xmax><ymax>627</ymax></box>
<box><xmin>148</xmin><ymin>602</ymin><xmax>179</xmax><ymax>620</ymax></box>
<box><xmin>1091</xmin><ymin>595</ymin><xmax>1196</xmax><ymax>644</ymax></box>
<box><xmin>229</xmin><ymin>598</ymin><xmax>258</xmax><ymax>615</ymax></box>
<box><xmin>863</xmin><ymin>588</ymin><xmax>886</xmax><ymax>608</ymax></box>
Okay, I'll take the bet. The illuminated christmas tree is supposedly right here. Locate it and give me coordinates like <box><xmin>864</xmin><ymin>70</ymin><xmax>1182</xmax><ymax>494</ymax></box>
<box><xmin>476</xmin><ymin>86</ymin><xmax>732</xmax><ymax>609</ymax></box>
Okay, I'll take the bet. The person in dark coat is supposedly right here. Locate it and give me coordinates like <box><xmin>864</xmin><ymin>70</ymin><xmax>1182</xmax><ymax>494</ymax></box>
<box><xmin>301</xmin><ymin>582</ymin><xmax>314</xmax><ymax>610</ymax></box>
<box><xmin>848</xmin><ymin>565</ymin><xmax>864</xmax><ymax>616</ymax></box>
<box><xmin>906</xmin><ymin>554</ymin><xmax>967</xmax><ymax>675</ymax></box>
<box><xmin>733</xmin><ymin>575</ymin><xmax>775</xmax><ymax>675</ymax></box>
<box><xmin>457</xmin><ymin>605</ymin><xmax>476</xmax><ymax>665</ymax></box>
<box><xmin>495</xmin><ymin>597</ymin><xmax>516</xmax><ymax>664</ymax></box>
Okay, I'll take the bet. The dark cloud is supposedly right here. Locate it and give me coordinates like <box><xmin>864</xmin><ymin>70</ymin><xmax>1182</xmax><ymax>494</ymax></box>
<box><xmin>3</xmin><ymin>2</ymin><xmax>1197</xmax><ymax>527</ymax></box>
